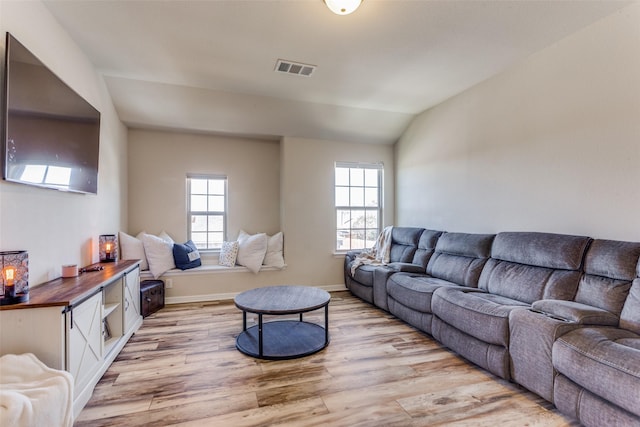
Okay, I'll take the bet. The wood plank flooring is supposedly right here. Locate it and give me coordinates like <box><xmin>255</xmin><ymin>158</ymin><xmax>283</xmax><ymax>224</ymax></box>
<box><xmin>75</xmin><ymin>291</ymin><xmax>579</xmax><ymax>426</ymax></box>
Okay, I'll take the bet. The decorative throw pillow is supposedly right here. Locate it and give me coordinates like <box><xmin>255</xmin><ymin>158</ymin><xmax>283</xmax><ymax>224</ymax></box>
<box><xmin>118</xmin><ymin>231</ymin><xmax>149</xmax><ymax>270</ymax></box>
<box><xmin>263</xmin><ymin>232</ymin><xmax>285</xmax><ymax>269</ymax></box>
<box><xmin>236</xmin><ymin>230</ymin><xmax>268</xmax><ymax>274</ymax></box>
<box><xmin>219</xmin><ymin>241</ymin><xmax>239</xmax><ymax>267</ymax></box>
<box><xmin>141</xmin><ymin>233</ymin><xmax>176</xmax><ymax>279</ymax></box>
<box><xmin>173</xmin><ymin>240</ymin><xmax>201</xmax><ymax>270</ymax></box>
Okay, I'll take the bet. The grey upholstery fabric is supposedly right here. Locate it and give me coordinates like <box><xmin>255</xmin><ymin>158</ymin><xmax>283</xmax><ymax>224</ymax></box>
<box><xmin>554</xmin><ymin>375</ymin><xmax>640</xmax><ymax>427</ymax></box>
<box><xmin>412</xmin><ymin>229</ymin><xmax>443</xmax><ymax>268</ymax></box>
<box><xmin>478</xmin><ymin>232</ymin><xmax>589</xmax><ymax>303</ymax></box>
<box><xmin>621</xmin><ymin>279</ymin><xmax>640</xmax><ymax>334</ymax></box>
<box><xmin>344</xmin><ymin>227</ymin><xmax>427</xmax><ymax>306</ymax></box>
<box><xmin>432</xmin><ymin>317</ymin><xmax>510</xmax><ymax>379</ymax></box>
<box><xmin>583</xmin><ymin>239</ymin><xmax>640</xmax><ymax>280</ymax></box>
<box><xmin>531</xmin><ymin>299</ymin><xmax>619</xmax><ymax>326</ymax></box>
<box><xmin>372</xmin><ymin>267</ymin><xmax>396</xmax><ymax>311</ymax></box>
<box><xmin>432</xmin><ymin>232</ymin><xmax>590</xmax><ymax>382</ymax></box>
<box><xmin>479</xmin><ymin>260</ymin><xmax>582</xmax><ymax>303</ymax></box>
<box><xmin>553</xmin><ymin>327</ymin><xmax>640</xmax><ymax>417</ymax></box>
<box><xmin>490</xmin><ymin>232</ymin><xmax>591</xmax><ymax>270</ymax></box>
<box><xmin>387</xmin><ymin>232</ymin><xmax>494</xmax><ymax>336</ymax></box>
<box><xmin>389</xmin><ymin>227</ymin><xmax>424</xmax><ymax>263</ymax></box>
<box><xmin>426</xmin><ymin>232</ymin><xmax>495</xmax><ymax>287</ymax></box>
<box><xmin>573</xmin><ymin>239</ymin><xmax>640</xmax><ymax>316</ymax></box>
<box><xmin>509</xmin><ymin>308</ymin><xmax>583</xmax><ymax>402</ymax></box>
<box><xmin>432</xmin><ymin>287</ymin><xmax>528</xmax><ymax>347</ymax></box>
<box><xmin>387</xmin><ymin>273</ymin><xmax>460</xmax><ymax>313</ymax></box>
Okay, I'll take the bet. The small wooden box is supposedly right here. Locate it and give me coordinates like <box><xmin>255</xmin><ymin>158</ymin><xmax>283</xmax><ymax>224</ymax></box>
<box><xmin>140</xmin><ymin>280</ymin><xmax>165</xmax><ymax>318</ymax></box>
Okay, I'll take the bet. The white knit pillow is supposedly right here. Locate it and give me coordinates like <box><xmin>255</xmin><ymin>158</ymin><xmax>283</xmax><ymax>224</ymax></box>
<box><xmin>219</xmin><ymin>241</ymin><xmax>239</xmax><ymax>267</ymax></box>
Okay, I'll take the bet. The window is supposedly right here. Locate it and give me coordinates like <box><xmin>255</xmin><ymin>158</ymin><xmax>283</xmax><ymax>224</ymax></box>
<box><xmin>187</xmin><ymin>175</ymin><xmax>227</xmax><ymax>250</ymax></box>
<box><xmin>335</xmin><ymin>162</ymin><xmax>383</xmax><ymax>251</ymax></box>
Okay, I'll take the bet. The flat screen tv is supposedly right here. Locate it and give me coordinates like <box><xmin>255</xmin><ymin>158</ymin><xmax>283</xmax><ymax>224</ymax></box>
<box><xmin>2</xmin><ymin>32</ymin><xmax>101</xmax><ymax>194</ymax></box>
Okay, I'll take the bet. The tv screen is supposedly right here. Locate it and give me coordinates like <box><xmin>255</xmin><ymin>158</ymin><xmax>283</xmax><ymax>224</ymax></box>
<box><xmin>2</xmin><ymin>32</ymin><xmax>101</xmax><ymax>194</ymax></box>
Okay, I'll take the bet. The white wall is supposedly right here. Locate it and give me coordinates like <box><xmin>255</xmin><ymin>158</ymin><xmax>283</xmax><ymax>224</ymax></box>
<box><xmin>127</xmin><ymin>129</ymin><xmax>281</xmax><ymax>240</ymax></box>
<box><xmin>0</xmin><ymin>1</ymin><xmax>128</xmax><ymax>285</ymax></box>
<box><xmin>395</xmin><ymin>3</ymin><xmax>640</xmax><ymax>241</ymax></box>
<box><xmin>280</xmin><ymin>137</ymin><xmax>395</xmax><ymax>287</ymax></box>
<box><xmin>127</xmin><ymin>132</ymin><xmax>394</xmax><ymax>299</ymax></box>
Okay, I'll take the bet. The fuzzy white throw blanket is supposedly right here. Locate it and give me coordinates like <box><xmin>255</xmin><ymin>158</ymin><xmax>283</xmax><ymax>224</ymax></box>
<box><xmin>0</xmin><ymin>353</ymin><xmax>74</xmax><ymax>427</ymax></box>
<box><xmin>350</xmin><ymin>226</ymin><xmax>393</xmax><ymax>275</ymax></box>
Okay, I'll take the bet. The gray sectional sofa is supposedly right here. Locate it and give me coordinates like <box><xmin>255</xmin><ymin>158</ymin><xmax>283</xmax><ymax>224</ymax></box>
<box><xmin>344</xmin><ymin>227</ymin><xmax>640</xmax><ymax>427</ymax></box>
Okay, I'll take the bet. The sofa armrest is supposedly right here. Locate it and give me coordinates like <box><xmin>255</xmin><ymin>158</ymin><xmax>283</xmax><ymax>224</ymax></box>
<box><xmin>531</xmin><ymin>299</ymin><xmax>619</xmax><ymax>326</ymax></box>
<box><xmin>387</xmin><ymin>262</ymin><xmax>425</xmax><ymax>273</ymax></box>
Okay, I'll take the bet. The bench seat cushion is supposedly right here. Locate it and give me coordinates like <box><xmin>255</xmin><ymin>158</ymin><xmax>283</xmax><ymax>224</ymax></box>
<box><xmin>553</xmin><ymin>327</ymin><xmax>640</xmax><ymax>417</ymax></box>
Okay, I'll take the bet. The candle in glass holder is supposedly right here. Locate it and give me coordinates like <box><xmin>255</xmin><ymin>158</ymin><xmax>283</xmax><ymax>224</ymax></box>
<box><xmin>4</xmin><ymin>266</ymin><xmax>15</xmax><ymax>298</ymax></box>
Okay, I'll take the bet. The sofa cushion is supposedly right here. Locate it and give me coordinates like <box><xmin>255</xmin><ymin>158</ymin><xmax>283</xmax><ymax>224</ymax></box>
<box><xmin>387</xmin><ymin>273</ymin><xmax>460</xmax><ymax>313</ymax></box>
<box><xmin>553</xmin><ymin>327</ymin><xmax>640</xmax><ymax>418</ymax></box>
<box><xmin>411</xmin><ymin>229</ymin><xmax>443</xmax><ymax>268</ymax></box>
<box><xmin>478</xmin><ymin>232</ymin><xmax>589</xmax><ymax>303</ymax></box>
<box><xmin>573</xmin><ymin>239</ymin><xmax>640</xmax><ymax>316</ymax></box>
<box><xmin>426</xmin><ymin>232</ymin><xmax>495</xmax><ymax>287</ymax></box>
<box><xmin>490</xmin><ymin>232</ymin><xmax>591</xmax><ymax>270</ymax></box>
<box><xmin>620</xmin><ymin>279</ymin><xmax>640</xmax><ymax>334</ymax></box>
<box><xmin>353</xmin><ymin>264</ymin><xmax>377</xmax><ymax>287</ymax></box>
<box><xmin>388</xmin><ymin>227</ymin><xmax>424</xmax><ymax>263</ymax></box>
<box><xmin>583</xmin><ymin>239</ymin><xmax>640</xmax><ymax>281</ymax></box>
<box><xmin>432</xmin><ymin>287</ymin><xmax>528</xmax><ymax>347</ymax></box>
<box><xmin>480</xmin><ymin>260</ymin><xmax>582</xmax><ymax>304</ymax></box>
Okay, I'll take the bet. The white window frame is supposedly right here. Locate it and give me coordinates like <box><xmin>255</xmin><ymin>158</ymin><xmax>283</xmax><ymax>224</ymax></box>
<box><xmin>334</xmin><ymin>162</ymin><xmax>383</xmax><ymax>252</ymax></box>
<box><xmin>187</xmin><ymin>174</ymin><xmax>227</xmax><ymax>250</ymax></box>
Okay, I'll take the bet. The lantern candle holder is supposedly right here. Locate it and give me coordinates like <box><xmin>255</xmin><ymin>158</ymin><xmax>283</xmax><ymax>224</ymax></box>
<box><xmin>99</xmin><ymin>234</ymin><xmax>118</xmax><ymax>263</ymax></box>
<box><xmin>1</xmin><ymin>250</ymin><xmax>29</xmax><ymax>305</ymax></box>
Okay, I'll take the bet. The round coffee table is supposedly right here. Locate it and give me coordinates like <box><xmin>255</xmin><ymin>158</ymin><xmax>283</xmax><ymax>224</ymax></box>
<box><xmin>234</xmin><ymin>285</ymin><xmax>330</xmax><ymax>360</ymax></box>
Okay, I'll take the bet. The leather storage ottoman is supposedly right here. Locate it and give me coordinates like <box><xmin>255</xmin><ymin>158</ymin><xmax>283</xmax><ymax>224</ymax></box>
<box><xmin>140</xmin><ymin>280</ymin><xmax>165</xmax><ymax>318</ymax></box>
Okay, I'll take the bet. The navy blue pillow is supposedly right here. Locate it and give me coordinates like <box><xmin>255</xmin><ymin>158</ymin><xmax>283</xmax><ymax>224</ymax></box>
<box><xmin>172</xmin><ymin>240</ymin><xmax>202</xmax><ymax>270</ymax></box>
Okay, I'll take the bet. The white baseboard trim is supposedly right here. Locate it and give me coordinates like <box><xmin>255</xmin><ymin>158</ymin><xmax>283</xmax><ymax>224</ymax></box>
<box><xmin>165</xmin><ymin>284</ymin><xmax>348</xmax><ymax>305</ymax></box>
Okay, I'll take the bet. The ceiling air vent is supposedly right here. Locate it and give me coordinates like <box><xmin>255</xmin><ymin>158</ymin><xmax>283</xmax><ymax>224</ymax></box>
<box><xmin>275</xmin><ymin>59</ymin><xmax>316</xmax><ymax>77</ymax></box>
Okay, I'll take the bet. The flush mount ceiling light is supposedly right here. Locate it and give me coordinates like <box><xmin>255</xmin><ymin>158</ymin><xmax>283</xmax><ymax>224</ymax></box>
<box><xmin>324</xmin><ymin>0</ymin><xmax>363</xmax><ymax>15</ymax></box>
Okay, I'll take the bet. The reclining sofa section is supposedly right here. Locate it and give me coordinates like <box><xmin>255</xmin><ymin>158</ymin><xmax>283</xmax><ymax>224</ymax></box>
<box><xmin>343</xmin><ymin>227</ymin><xmax>640</xmax><ymax>427</ymax></box>
<box><xmin>432</xmin><ymin>231</ymin><xmax>590</xmax><ymax>380</ymax></box>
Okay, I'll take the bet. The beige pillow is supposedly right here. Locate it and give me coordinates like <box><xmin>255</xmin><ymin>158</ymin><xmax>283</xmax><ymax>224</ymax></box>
<box><xmin>236</xmin><ymin>230</ymin><xmax>268</xmax><ymax>274</ymax></box>
<box><xmin>263</xmin><ymin>232</ymin><xmax>285</xmax><ymax>269</ymax></box>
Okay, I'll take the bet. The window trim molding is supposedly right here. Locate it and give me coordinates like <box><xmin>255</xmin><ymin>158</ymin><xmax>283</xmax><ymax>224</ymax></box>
<box><xmin>334</xmin><ymin>161</ymin><xmax>383</xmax><ymax>252</ymax></box>
<box><xmin>187</xmin><ymin>174</ymin><xmax>228</xmax><ymax>249</ymax></box>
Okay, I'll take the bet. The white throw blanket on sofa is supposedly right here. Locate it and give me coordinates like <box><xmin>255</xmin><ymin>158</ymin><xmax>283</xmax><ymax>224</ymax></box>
<box><xmin>0</xmin><ymin>353</ymin><xmax>74</xmax><ymax>427</ymax></box>
<box><xmin>350</xmin><ymin>226</ymin><xmax>393</xmax><ymax>275</ymax></box>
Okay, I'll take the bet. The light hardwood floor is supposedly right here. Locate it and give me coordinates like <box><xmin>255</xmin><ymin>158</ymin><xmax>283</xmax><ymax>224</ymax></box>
<box><xmin>75</xmin><ymin>291</ymin><xmax>579</xmax><ymax>426</ymax></box>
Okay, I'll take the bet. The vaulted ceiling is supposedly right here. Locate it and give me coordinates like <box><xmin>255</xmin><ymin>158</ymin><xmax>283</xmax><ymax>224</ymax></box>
<box><xmin>43</xmin><ymin>0</ymin><xmax>631</xmax><ymax>144</ymax></box>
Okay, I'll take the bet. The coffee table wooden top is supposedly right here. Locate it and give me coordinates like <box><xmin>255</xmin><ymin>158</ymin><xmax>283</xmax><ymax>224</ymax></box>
<box><xmin>234</xmin><ymin>285</ymin><xmax>330</xmax><ymax>315</ymax></box>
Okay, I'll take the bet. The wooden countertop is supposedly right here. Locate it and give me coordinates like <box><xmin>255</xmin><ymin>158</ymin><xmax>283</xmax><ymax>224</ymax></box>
<box><xmin>0</xmin><ymin>260</ymin><xmax>140</xmax><ymax>310</ymax></box>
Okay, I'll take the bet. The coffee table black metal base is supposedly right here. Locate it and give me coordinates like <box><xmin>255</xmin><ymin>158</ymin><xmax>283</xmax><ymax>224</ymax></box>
<box><xmin>234</xmin><ymin>286</ymin><xmax>331</xmax><ymax>360</ymax></box>
<box><xmin>236</xmin><ymin>320</ymin><xmax>328</xmax><ymax>360</ymax></box>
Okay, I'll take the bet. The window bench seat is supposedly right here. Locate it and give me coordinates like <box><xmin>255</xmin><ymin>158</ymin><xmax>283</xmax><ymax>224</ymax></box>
<box><xmin>138</xmin><ymin>257</ymin><xmax>288</xmax><ymax>305</ymax></box>
<box><xmin>139</xmin><ymin>263</ymin><xmax>286</xmax><ymax>279</ymax></box>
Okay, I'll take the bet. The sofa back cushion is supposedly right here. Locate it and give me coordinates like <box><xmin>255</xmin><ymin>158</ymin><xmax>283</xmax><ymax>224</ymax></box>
<box><xmin>411</xmin><ymin>229</ymin><xmax>444</xmax><ymax>268</ymax></box>
<box><xmin>389</xmin><ymin>227</ymin><xmax>424</xmax><ymax>263</ymax></box>
<box><xmin>479</xmin><ymin>232</ymin><xmax>590</xmax><ymax>304</ymax></box>
<box><xmin>620</xmin><ymin>258</ymin><xmax>640</xmax><ymax>334</ymax></box>
<box><xmin>426</xmin><ymin>232</ymin><xmax>495</xmax><ymax>287</ymax></box>
<box><xmin>575</xmin><ymin>239</ymin><xmax>640</xmax><ymax>316</ymax></box>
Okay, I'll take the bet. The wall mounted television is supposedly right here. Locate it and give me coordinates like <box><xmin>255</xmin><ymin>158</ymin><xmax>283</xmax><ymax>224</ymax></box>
<box><xmin>2</xmin><ymin>32</ymin><xmax>101</xmax><ymax>194</ymax></box>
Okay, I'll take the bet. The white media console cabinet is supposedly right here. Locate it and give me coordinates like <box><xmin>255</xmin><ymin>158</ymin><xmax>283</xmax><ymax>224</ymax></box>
<box><xmin>0</xmin><ymin>260</ymin><xmax>142</xmax><ymax>418</ymax></box>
